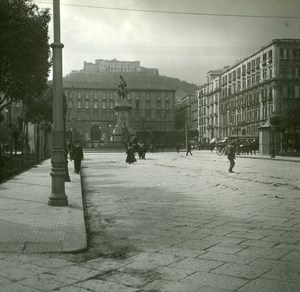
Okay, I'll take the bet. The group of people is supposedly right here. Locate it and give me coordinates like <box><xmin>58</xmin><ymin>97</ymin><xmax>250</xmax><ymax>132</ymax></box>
<box><xmin>126</xmin><ymin>142</ymin><xmax>147</xmax><ymax>164</ymax></box>
<box><xmin>69</xmin><ymin>138</ymin><xmax>237</xmax><ymax>174</ymax></box>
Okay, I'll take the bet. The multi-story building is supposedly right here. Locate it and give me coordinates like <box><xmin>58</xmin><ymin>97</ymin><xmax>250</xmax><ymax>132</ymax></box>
<box><xmin>63</xmin><ymin>74</ymin><xmax>176</xmax><ymax>146</ymax></box>
<box><xmin>175</xmin><ymin>94</ymin><xmax>198</xmax><ymax>145</ymax></box>
<box><xmin>197</xmin><ymin>84</ymin><xmax>207</xmax><ymax>143</ymax></box>
<box><xmin>206</xmin><ymin>69</ymin><xmax>224</xmax><ymax>142</ymax></box>
<box><xmin>71</xmin><ymin>58</ymin><xmax>159</xmax><ymax>76</ymax></box>
<box><xmin>220</xmin><ymin>39</ymin><xmax>300</xmax><ymax>152</ymax></box>
<box><xmin>197</xmin><ymin>39</ymin><xmax>300</xmax><ymax>153</ymax></box>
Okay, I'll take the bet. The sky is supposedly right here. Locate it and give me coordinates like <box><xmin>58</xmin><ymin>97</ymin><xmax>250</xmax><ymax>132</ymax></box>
<box><xmin>34</xmin><ymin>0</ymin><xmax>300</xmax><ymax>85</ymax></box>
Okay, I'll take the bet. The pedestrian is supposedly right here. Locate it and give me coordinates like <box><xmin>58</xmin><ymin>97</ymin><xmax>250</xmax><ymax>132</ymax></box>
<box><xmin>72</xmin><ymin>140</ymin><xmax>84</xmax><ymax>174</ymax></box>
<box><xmin>227</xmin><ymin>141</ymin><xmax>236</xmax><ymax>173</ymax></box>
<box><xmin>126</xmin><ymin>143</ymin><xmax>137</xmax><ymax>164</ymax></box>
<box><xmin>186</xmin><ymin>141</ymin><xmax>192</xmax><ymax>156</ymax></box>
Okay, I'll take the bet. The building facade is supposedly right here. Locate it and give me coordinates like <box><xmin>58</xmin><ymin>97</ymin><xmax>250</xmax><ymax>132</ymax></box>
<box><xmin>197</xmin><ymin>39</ymin><xmax>300</xmax><ymax>153</ymax></box>
<box><xmin>74</xmin><ymin>58</ymin><xmax>159</xmax><ymax>76</ymax></box>
<box><xmin>63</xmin><ymin>78</ymin><xmax>176</xmax><ymax>146</ymax></box>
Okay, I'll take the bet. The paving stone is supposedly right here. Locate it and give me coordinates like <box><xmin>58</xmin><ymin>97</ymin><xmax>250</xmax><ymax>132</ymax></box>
<box><xmin>238</xmin><ymin>278</ymin><xmax>299</xmax><ymax>292</ymax></box>
<box><xmin>280</xmin><ymin>250</ymin><xmax>300</xmax><ymax>263</ymax></box>
<box><xmin>0</xmin><ymin>282</ymin><xmax>42</xmax><ymax>292</ymax></box>
<box><xmin>0</xmin><ymin>264</ymin><xmax>46</xmax><ymax>281</ymax></box>
<box><xmin>55</xmin><ymin>286</ymin><xmax>92</xmax><ymax>292</ymax></box>
<box><xmin>158</xmin><ymin>247</ymin><xmax>205</xmax><ymax>258</ymax></box>
<box><xmin>156</xmin><ymin>266</ymin><xmax>194</xmax><ymax>281</ymax></box>
<box><xmin>79</xmin><ymin>258</ymin><xmax>131</xmax><ymax>272</ymax></box>
<box><xmin>126</xmin><ymin>252</ymin><xmax>182</xmax><ymax>266</ymax></box>
<box><xmin>261</xmin><ymin>267</ymin><xmax>300</xmax><ymax>283</ymax></box>
<box><xmin>262</xmin><ymin>235</ymin><xmax>300</xmax><ymax>244</ymax></box>
<box><xmin>248</xmin><ymin>258</ymin><xmax>300</xmax><ymax>273</ymax></box>
<box><xmin>49</xmin><ymin>265</ymin><xmax>100</xmax><ymax>281</ymax></box>
<box><xmin>18</xmin><ymin>274</ymin><xmax>78</xmax><ymax>291</ymax></box>
<box><xmin>181</xmin><ymin>271</ymin><xmax>248</xmax><ymax>290</ymax></box>
<box><xmin>75</xmin><ymin>279</ymin><xmax>139</xmax><ymax>292</ymax></box>
<box><xmin>206</xmin><ymin>243</ymin><xmax>246</xmax><ymax>255</ymax></box>
<box><xmin>211</xmin><ymin>262</ymin><xmax>269</xmax><ymax>279</ymax></box>
<box><xmin>32</xmin><ymin>257</ymin><xmax>73</xmax><ymax>269</ymax></box>
<box><xmin>172</xmin><ymin>239</ymin><xmax>218</xmax><ymax>250</ymax></box>
<box><xmin>168</xmin><ymin>257</ymin><xmax>224</xmax><ymax>272</ymax></box>
<box><xmin>239</xmin><ymin>239</ymin><xmax>277</xmax><ymax>248</ymax></box>
<box><xmin>143</xmin><ymin>279</ymin><xmax>229</xmax><ymax>292</ymax></box>
<box><xmin>226</xmin><ymin>231</ymin><xmax>266</xmax><ymax>240</ymax></box>
<box><xmin>203</xmin><ymin>235</ymin><xmax>246</xmax><ymax>244</ymax></box>
<box><xmin>235</xmin><ymin>246</ymin><xmax>290</xmax><ymax>260</ymax></box>
<box><xmin>0</xmin><ymin>276</ymin><xmax>12</xmax><ymax>286</ymax></box>
<box><xmin>100</xmin><ymin>269</ymin><xmax>158</xmax><ymax>287</ymax></box>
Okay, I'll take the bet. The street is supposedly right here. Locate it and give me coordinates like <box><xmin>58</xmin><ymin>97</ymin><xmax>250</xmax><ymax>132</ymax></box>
<box><xmin>0</xmin><ymin>150</ymin><xmax>299</xmax><ymax>291</ymax></box>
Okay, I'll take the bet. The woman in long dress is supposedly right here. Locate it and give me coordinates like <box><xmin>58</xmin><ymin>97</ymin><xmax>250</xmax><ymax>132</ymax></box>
<box><xmin>126</xmin><ymin>143</ymin><xmax>137</xmax><ymax>164</ymax></box>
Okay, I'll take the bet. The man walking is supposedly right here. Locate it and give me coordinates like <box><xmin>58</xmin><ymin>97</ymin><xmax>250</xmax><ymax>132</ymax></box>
<box><xmin>227</xmin><ymin>141</ymin><xmax>236</xmax><ymax>173</ymax></box>
<box><xmin>186</xmin><ymin>141</ymin><xmax>193</xmax><ymax>156</ymax></box>
<box><xmin>72</xmin><ymin>140</ymin><xmax>84</xmax><ymax>174</ymax></box>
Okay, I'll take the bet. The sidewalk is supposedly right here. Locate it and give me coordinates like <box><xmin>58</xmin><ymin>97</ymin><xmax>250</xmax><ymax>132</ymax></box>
<box><xmin>236</xmin><ymin>153</ymin><xmax>300</xmax><ymax>162</ymax></box>
<box><xmin>0</xmin><ymin>159</ymin><xmax>87</xmax><ymax>253</ymax></box>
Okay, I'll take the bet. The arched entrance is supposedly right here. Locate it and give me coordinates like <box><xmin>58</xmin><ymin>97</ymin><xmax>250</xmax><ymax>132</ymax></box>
<box><xmin>90</xmin><ymin>125</ymin><xmax>102</xmax><ymax>142</ymax></box>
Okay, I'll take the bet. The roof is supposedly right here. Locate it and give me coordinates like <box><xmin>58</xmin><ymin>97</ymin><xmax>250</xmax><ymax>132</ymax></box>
<box><xmin>63</xmin><ymin>73</ymin><xmax>177</xmax><ymax>91</ymax></box>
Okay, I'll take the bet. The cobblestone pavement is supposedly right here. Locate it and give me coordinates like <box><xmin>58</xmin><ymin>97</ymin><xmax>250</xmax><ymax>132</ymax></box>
<box><xmin>0</xmin><ymin>150</ymin><xmax>299</xmax><ymax>292</ymax></box>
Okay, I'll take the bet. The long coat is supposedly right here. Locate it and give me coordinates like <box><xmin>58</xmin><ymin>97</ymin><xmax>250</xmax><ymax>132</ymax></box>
<box><xmin>72</xmin><ymin>145</ymin><xmax>83</xmax><ymax>161</ymax></box>
<box><xmin>126</xmin><ymin>146</ymin><xmax>136</xmax><ymax>164</ymax></box>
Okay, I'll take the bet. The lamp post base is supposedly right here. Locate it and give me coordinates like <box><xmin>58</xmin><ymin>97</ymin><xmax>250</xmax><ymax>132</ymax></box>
<box><xmin>48</xmin><ymin>197</ymin><xmax>68</xmax><ymax>206</ymax></box>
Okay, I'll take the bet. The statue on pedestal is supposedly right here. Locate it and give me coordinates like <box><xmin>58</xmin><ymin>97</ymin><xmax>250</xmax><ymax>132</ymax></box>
<box><xmin>117</xmin><ymin>75</ymin><xmax>128</xmax><ymax>102</ymax></box>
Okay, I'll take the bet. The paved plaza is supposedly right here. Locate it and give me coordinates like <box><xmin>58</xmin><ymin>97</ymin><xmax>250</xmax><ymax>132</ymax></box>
<box><xmin>0</xmin><ymin>150</ymin><xmax>299</xmax><ymax>291</ymax></box>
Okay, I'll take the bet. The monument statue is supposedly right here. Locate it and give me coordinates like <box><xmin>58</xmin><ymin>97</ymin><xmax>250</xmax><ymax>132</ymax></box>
<box><xmin>108</xmin><ymin>75</ymin><xmax>132</xmax><ymax>147</ymax></box>
<box><xmin>117</xmin><ymin>75</ymin><xmax>128</xmax><ymax>102</ymax></box>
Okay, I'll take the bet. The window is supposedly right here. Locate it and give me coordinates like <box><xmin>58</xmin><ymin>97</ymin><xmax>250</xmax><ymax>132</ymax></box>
<box><xmin>256</xmin><ymin>57</ymin><xmax>260</xmax><ymax>68</ymax></box>
<box><xmin>85</xmin><ymin>100</ymin><xmax>89</xmax><ymax>108</ymax></box>
<box><xmin>135</xmin><ymin>97</ymin><xmax>140</xmax><ymax>109</ymax></box>
<box><xmin>102</xmin><ymin>101</ymin><xmax>106</xmax><ymax>109</ymax></box>
<box><xmin>146</xmin><ymin>110</ymin><xmax>151</xmax><ymax>120</ymax></box>
<box><xmin>77</xmin><ymin>100</ymin><xmax>82</xmax><ymax>108</ymax></box>
<box><xmin>256</xmin><ymin>73</ymin><xmax>260</xmax><ymax>83</ymax></box>
<box><xmin>242</xmin><ymin>65</ymin><xmax>246</xmax><ymax>75</ymax></box>
<box><xmin>251</xmin><ymin>60</ymin><xmax>255</xmax><ymax>71</ymax></box>
<box><xmin>263</xmin><ymin>53</ymin><xmax>267</xmax><ymax>64</ymax></box>
<box><xmin>247</xmin><ymin>62</ymin><xmax>251</xmax><ymax>72</ymax></box>
<box><xmin>165</xmin><ymin>110</ymin><xmax>170</xmax><ymax>121</ymax></box>
<box><xmin>156</xmin><ymin>109</ymin><xmax>161</xmax><ymax>120</ymax></box>
<box><xmin>93</xmin><ymin>101</ymin><xmax>98</xmax><ymax>109</ymax></box>
<box><xmin>268</xmin><ymin>50</ymin><xmax>273</xmax><ymax>62</ymax></box>
<box><xmin>295</xmin><ymin>85</ymin><xmax>300</xmax><ymax>98</ymax></box>
<box><xmin>263</xmin><ymin>69</ymin><xmax>267</xmax><ymax>79</ymax></box>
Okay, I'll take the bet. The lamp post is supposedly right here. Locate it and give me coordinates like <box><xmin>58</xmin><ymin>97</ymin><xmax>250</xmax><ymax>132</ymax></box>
<box><xmin>48</xmin><ymin>0</ymin><xmax>68</xmax><ymax>206</ymax></box>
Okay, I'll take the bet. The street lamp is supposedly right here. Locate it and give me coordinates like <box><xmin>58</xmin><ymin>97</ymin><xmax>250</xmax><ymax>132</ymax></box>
<box><xmin>48</xmin><ymin>0</ymin><xmax>68</xmax><ymax>206</ymax></box>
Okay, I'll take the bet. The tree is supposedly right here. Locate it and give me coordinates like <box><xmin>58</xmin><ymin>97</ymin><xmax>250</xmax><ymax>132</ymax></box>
<box><xmin>0</xmin><ymin>0</ymin><xmax>51</xmax><ymax>111</ymax></box>
<box><xmin>25</xmin><ymin>85</ymin><xmax>53</xmax><ymax>161</ymax></box>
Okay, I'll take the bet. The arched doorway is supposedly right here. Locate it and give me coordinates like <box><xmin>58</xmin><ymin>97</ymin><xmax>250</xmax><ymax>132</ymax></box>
<box><xmin>90</xmin><ymin>125</ymin><xmax>102</xmax><ymax>142</ymax></box>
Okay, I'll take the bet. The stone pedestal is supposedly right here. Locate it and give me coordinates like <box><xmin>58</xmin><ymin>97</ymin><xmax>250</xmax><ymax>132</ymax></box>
<box><xmin>108</xmin><ymin>100</ymin><xmax>133</xmax><ymax>147</ymax></box>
